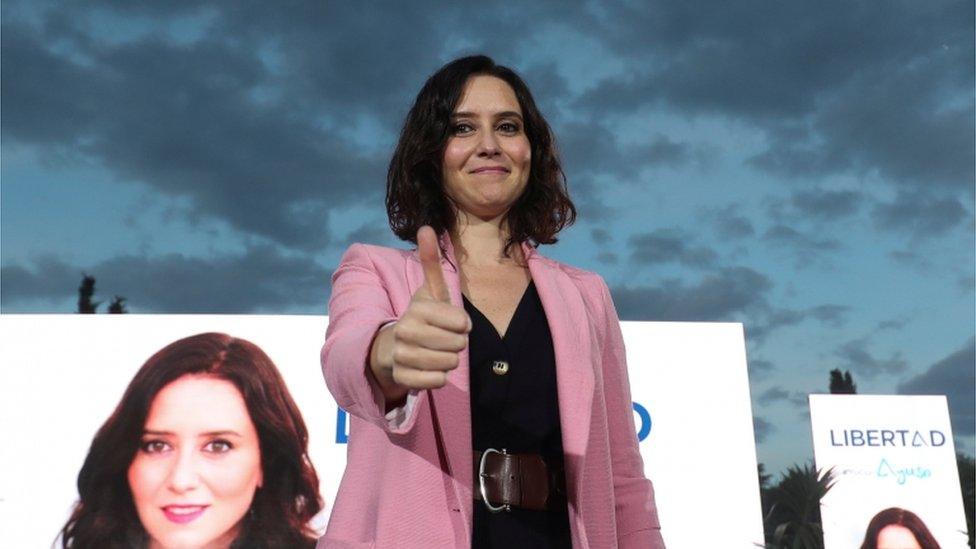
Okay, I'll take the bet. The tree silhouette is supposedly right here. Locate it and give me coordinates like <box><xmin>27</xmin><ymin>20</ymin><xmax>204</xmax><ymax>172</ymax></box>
<box><xmin>761</xmin><ymin>463</ymin><xmax>835</xmax><ymax>549</ymax></box>
<box><xmin>77</xmin><ymin>275</ymin><xmax>99</xmax><ymax>314</ymax></box>
<box><xmin>108</xmin><ymin>296</ymin><xmax>127</xmax><ymax>314</ymax></box>
<box><xmin>758</xmin><ymin>463</ymin><xmax>772</xmax><ymax>491</ymax></box>
<box><xmin>76</xmin><ymin>275</ymin><xmax>127</xmax><ymax>314</ymax></box>
<box><xmin>958</xmin><ymin>453</ymin><xmax>975</xmax><ymax>548</ymax></box>
<box><xmin>828</xmin><ymin>369</ymin><xmax>857</xmax><ymax>394</ymax></box>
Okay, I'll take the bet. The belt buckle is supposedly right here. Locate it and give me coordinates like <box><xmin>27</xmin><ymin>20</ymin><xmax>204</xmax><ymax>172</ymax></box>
<box><xmin>478</xmin><ymin>448</ymin><xmax>511</xmax><ymax>513</ymax></box>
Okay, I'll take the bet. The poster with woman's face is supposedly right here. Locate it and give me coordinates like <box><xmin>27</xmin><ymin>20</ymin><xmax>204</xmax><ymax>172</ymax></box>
<box><xmin>810</xmin><ymin>394</ymin><xmax>969</xmax><ymax>549</ymax></box>
<box><xmin>0</xmin><ymin>315</ymin><xmax>345</xmax><ymax>548</ymax></box>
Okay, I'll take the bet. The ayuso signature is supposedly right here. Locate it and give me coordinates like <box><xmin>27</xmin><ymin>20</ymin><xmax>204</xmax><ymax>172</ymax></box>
<box><xmin>875</xmin><ymin>458</ymin><xmax>932</xmax><ymax>485</ymax></box>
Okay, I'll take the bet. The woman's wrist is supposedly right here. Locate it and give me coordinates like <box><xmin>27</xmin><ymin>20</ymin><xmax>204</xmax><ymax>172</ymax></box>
<box><xmin>369</xmin><ymin>322</ymin><xmax>409</xmax><ymax>407</ymax></box>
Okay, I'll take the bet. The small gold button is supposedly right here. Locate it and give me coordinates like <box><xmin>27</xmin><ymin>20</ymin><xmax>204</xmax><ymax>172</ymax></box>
<box><xmin>491</xmin><ymin>360</ymin><xmax>509</xmax><ymax>376</ymax></box>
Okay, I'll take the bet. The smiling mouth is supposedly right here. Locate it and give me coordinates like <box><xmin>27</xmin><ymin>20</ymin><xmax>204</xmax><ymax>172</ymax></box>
<box><xmin>162</xmin><ymin>505</ymin><xmax>209</xmax><ymax>524</ymax></box>
<box><xmin>470</xmin><ymin>167</ymin><xmax>510</xmax><ymax>174</ymax></box>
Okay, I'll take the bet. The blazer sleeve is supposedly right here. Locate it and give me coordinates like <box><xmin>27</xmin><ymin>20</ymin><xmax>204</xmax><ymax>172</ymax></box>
<box><xmin>596</xmin><ymin>277</ymin><xmax>666</xmax><ymax>549</ymax></box>
<box><xmin>321</xmin><ymin>244</ymin><xmax>425</xmax><ymax>434</ymax></box>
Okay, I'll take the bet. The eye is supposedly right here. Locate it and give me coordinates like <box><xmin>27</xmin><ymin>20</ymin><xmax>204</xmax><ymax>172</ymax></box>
<box><xmin>497</xmin><ymin>121</ymin><xmax>521</xmax><ymax>134</ymax></box>
<box><xmin>140</xmin><ymin>439</ymin><xmax>171</xmax><ymax>454</ymax></box>
<box><xmin>451</xmin><ymin>122</ymin><xmax>474</xmax><ymax>135</ymax></box>
<box><xmin>203</xmin><ymin>439</ymin><xmax>234</xmax><ymax>454</ymax></box>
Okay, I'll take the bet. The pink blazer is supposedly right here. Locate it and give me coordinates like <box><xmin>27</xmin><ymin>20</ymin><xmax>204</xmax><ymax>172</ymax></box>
<box><xmin>319</xmin><ymin>236</ymin><xmax>664</xmax><ymax>549</ymax></box>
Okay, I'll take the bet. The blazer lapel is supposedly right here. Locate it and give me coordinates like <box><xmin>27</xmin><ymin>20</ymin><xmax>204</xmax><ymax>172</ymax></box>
<box><xmin>407</xmin><ymin>234</ymin><xmax>473</xmax><ymax>534</ymax></box>
<box><xmin>524</xmin><ymin>243</ymin><xmax>595</xmax><ymax>504</ymax></box>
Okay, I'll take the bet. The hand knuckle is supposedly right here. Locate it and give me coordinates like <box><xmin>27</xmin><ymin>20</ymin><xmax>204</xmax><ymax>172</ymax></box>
<box><xmin>392</xmin><ymin>347</ymin><xmax>410</xmax><ymax>365</ymax></box>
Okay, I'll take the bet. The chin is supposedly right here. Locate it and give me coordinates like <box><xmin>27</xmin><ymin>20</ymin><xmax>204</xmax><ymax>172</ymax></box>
<box><xmin>149</xmin><ymin>530</ymin><xmax>228</xmax><ymax>549</ymax></box>
<box><xmin>465</xmin><ymin>206</ymin><xmax>510</xmax><ymax>221</ymax></box>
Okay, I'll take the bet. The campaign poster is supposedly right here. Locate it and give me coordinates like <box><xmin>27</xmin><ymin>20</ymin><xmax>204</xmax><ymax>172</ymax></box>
<box><xmin>0</xmin><ymin>315</ymin><xmax>763</xmax><ymax>547</ymax></box>
<box><xmin>810</xmin><ymin>394</ymin><xmax>969</xmax><ymax>549</ymax></box>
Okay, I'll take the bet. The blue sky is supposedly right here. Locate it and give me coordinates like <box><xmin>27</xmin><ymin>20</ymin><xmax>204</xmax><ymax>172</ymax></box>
<box><xmin>2</xmin><ymin>0</ymin><xmax>973</xmax><ymax>475</ymax></box>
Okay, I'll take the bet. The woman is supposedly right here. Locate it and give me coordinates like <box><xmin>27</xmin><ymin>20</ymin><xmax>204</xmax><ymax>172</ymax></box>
<box><xmin>60</xmin><ymin>332</ymin><xmax>322</xmax><ymax>548</ymax></box>
<box><xmin>322</xmin><ymin>55</ymin><xmax>663</xmax><ymax>548</ymax></box>
<box><xmin>860</xmin><ymin>507</ymin><xmax>941</xmax><ymax>549</ymax></box>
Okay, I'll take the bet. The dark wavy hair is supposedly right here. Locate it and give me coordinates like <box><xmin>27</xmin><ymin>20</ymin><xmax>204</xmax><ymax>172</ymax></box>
<box><xmin>59</xmin><ymin>333</ymin><xmax>322</xmax><ymax>549</ymax></box>
<box><xmin>387</xmin><ymin>54</ymin><xmax>576</xmax><ymax>256</ymax></box>
<box><xmin>859</xmin><ymin>507</ymin><xmax>941</xmax><ymax>549</ymax></box>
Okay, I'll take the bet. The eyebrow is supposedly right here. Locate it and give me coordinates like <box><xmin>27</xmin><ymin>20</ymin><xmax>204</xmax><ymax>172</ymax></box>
<box><xmin>142</xmin><ymin>429</ymin><xmax>243</xmax><ymax>438</ymax></box>
<box><xmin>451</xmin><ymin>110</ymin><xmax>523</xmax><ymax>121</ymax></box>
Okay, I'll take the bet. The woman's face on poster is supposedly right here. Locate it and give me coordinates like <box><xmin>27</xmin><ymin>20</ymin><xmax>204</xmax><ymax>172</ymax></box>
<box><xmin>127</xmin><ymin>375</ymin><xmax>263</xmax><ymax>549</ymax></box>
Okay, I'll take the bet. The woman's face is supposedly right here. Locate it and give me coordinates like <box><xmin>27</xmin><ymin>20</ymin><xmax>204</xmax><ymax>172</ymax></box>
<box><xmin>877</xmin><ymin>525</ymin><xmax>922</xmax><ymax>549</ymax></box>
<box><xmin>128</xmin><ymin>375</ymin><xmax>263</xmax><ymax>549</ymax></box>
<box><xmin>442</xmin><ymin>74</ymin><xmax>532</xmax><ymax>222</ymax></box>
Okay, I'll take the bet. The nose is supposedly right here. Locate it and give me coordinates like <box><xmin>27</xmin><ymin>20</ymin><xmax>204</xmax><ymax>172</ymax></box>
<box><xmin>166</xmin><ymin>449</ymin><xmax>201</xmax><ymax>493</ymax></box>
<box><xmin>477</xmin><ymin>130</ymin><xmax>500</xmax><ymax>157</ymax></box>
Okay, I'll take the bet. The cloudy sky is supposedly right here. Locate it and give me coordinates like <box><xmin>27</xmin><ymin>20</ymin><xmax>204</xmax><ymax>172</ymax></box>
<box><xmin>2</xmin><ymin>1</ymin><xmax>973</xmax><ymax>475</ymax></box>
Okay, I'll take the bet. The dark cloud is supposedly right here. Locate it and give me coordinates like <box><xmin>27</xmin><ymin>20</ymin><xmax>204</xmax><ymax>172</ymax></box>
<box><xmin>556</xmin><ymin>123</ymin><xmax>694</xmax><ymax>182</ymax></box>
<box><xmin>596</xmin><ymin>252</ymin><xmax>619</xmax><ymax>265</ymax></box>
<box><xmin>760</xmin><ymin>224</ymin><xmax>842</xmax><ymax>269</ymax></box>
<box><xmin>342</xmin><ymin>222</ymin><xmax>401</xmax><ymax>248</ymax></box>
<box><xmin>568</xmin><ymin>176</ymin><xmax>616</xmax><ymax>221</ymax></box>
<box><xmin>872</xmin><ymin>191</ymin><xmax>970</xmax><ymax>237</ymax></box>
<box><xmin>959</xmin><ymin>275</ymin><xmax>976</xmax><ymax>294</ymax></box>
<box><xmin>1</xmin><ymin>247</ymin><xmax>330</xmax><ymax>313</ymax></box>
<box><xmin>628</xmin><ymin>229</ymin><xmax>717</xmax><ymax>268</ymax></box>
<box><xmin>7</xmin><ymin>0</ymin><xmax>969</xmax><ymax>263</ymax></box>
<box><xmin>710</xmin><ymin>206</ymin><xmax>755</xmax><ymax>239</ymax></box>
<box><xmin>753</xmin><ymin>416</ymin><xmax>774</xmax><ymax>444</ymax></box>
<box><xmin>2</xmin><ymin>12</ymin><xmax>384</xmax><ymax>251</ymax></box>
<box><xmin>806</xmin><ymin>305</ymin><xmax>849</xmax><ymax>327</ymax></box>
<box><xmin>755</xmin><ymin>304</ymin><xmax>850</xmax><ymax>338</ymax></box>
<box><xmin>612</xmin><ymin>264</ymin><xmax>846</xmax><ymax>342</ymax></box>
<box><xmin>0</xmin><ymin>1</ymin><xmax>585</xmax><ymax>252</ymax></box>
<box><xmin>0</xmin><ymin>255</ymin><xmax>81</xmax><ymax>307</ymax></box>
<box><xmin>519</xmin><ymin>62</ymin><xmax>572</xmax><ymax>117</ymax></box>
<box><xmin>877</xmin><ymin>318</ymin><xmax>909</xmax><ymax>331</ymax></box>
<box><xmin>578</xmin><ymin>0</ymin><xmax>973</xmax><ymax>192</ymax></box>
<box><xmin>790</xmin><ymin>189</ymin><xmax>863</xmax><ymax>220</ymax></box>
<box><xmin>788</xmin><ymin>58</ymin><xmax>973</xmax><ymax>191</ymax></box>
<box><xmin>640</xmin><ymin>136</ymin><xmax>691</xmax><ymax>167</ymax></box>
<box><xmin>757</xmin><ymin>386</ymin><xmax>790</xmax><ymax>406</ymax></box>
<box><xmin>757</xmin><ymin>386</ymin><xmax>808</xmax><ymax>408</ymax></box>
<box><xmin>898</xmin><ymin>337</ymin><xmax>975</xmax><ymax>440</ymax></box>
<box><xmin>760</xmin><ymin>224</ymin><xmax>844</xmax><ymax>269</ymax></box>
<box><xmin>834</xmin><ymin>338</ymin><xmax>909</xmax><ymax>378</ymax></box>
<box><xmin>590</xmin><ymin>228</ymin><xmax>611</xmax><ymax>245</ymax></box>
<box><xmin>763</xmin><ymin>225</ymin><xmax>841</xmax><ymax>253</ymax></box>
<box><xmin>886</xmin><ymin>249</ymin><xmax>930</xmax><ymax>269</ymax></box>
<box><xmin>611</xmin><ymin>266</ymin><xmax>771</xmax><ymax>321</ymax></box>
<box><xmin>748</xmin><ymin>358</ymin><xmax>775</xmax><ymax>380</ymax></box>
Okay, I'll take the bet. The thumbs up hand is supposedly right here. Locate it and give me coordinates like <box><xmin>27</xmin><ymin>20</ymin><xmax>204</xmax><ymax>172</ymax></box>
<box><xmin>416</xmin><ymin>225</ymin><xmax>453</xmax><ymax>303</ymax></box>
<box><xmin>369</xmin><ymin>226</ymin><xmax>471</xmax><ymax>406</ymax></box>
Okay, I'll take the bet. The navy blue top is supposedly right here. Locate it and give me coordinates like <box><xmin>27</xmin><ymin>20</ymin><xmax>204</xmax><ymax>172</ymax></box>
<box><xmin>466</xmin><ymin>281</ymin><xmax>572</xmax><ymax>548</ymax></box>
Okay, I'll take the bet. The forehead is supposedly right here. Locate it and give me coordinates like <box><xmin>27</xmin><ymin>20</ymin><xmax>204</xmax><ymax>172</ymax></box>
<box><xmin>877</xmin><ymin>524</ymin><xmax>920</xmax><ymax>548</ymax></box>
<box><xmin>144</xmin><ymin>375</ymin><xmax>253</xmax><ymax>430</ymax></box>
<box><xmin>454</xmin><ymin>75</ymin><xmax>522</xmax><ymax>115</ymax></box>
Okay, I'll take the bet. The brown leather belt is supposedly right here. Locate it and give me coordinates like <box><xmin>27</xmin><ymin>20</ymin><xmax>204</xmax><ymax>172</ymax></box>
<box><xmin>473</xmin><ymin>448</ymin><xmax>567</xmax><ymax>512</ymax></box>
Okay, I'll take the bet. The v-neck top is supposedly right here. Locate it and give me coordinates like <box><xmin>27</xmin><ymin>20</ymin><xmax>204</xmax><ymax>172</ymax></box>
<box><xmin>464</xmin><ymin>280</ymin><xmax>572</xmax><ymax>548</ymax></box>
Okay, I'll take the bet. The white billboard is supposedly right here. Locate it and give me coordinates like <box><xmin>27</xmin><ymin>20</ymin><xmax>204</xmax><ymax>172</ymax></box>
<box><xmin>0</xmin><ymin>315</ymin><xmax>763</xmax><ymax>547</ymax></box>
<box><xmin>810</xmin><ymin>394</ymin><xmax>969</xmax><ymax>549</ymax></box>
